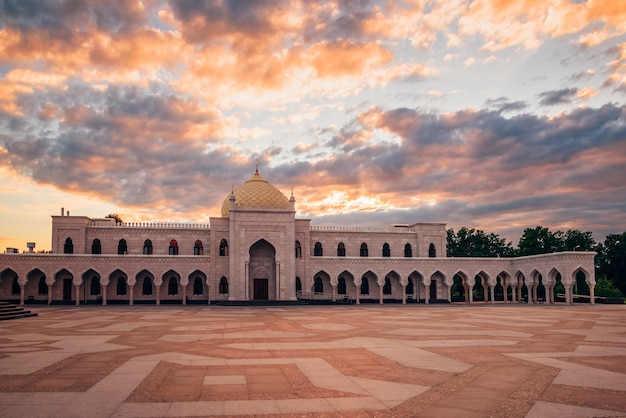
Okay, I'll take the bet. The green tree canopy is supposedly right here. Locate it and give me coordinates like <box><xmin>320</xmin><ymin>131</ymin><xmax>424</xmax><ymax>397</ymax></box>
<box><xmin>563</xmin><ymin>229</ymin><xmax>596</xmax><ymax>251</ymax></box>
<box><xmin>595</xmin><ymin>232</ymin><xmax>626</xmax><ymax>295</ymax></box>
<box><xmin>518</xmin><ymin>226</ymin><xmax>565</xmax><ymax>256</ymax></box>
<box><xmin>105</xmin><ymin>213</ymin><xmax>123</xmax><ymax>224</ymax></box>
<box><xmin>447</xmin><ymin>227</ymin><xmax>516</xmax><ymax>257</ymax></box>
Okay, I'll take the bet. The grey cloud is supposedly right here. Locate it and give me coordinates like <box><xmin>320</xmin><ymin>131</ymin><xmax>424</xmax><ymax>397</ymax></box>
<box><xmin>537</xmin><ymin>88</ymin><xmax>578</xmax><ymax>106</ymax></box>
<box><xmin>485</xmin><ymin>97</ymin><xmax>528</xmax><ymax>113</ymax></box>
<box><xmin>0</xmin><ymin>0</ymin><xmax>146</xmax><ymax>39</ymax></box>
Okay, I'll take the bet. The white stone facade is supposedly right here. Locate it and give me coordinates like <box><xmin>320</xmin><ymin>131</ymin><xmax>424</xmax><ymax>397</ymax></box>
<box><xmin>0</xmin><ymin>171</ymin><xmax>596</xmax><ymax>306</ymax></box>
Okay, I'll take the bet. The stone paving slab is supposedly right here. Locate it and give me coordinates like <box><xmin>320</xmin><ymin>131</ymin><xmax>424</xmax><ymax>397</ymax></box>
<box><xmin>0</xmin><ymin>304</ymin><xmax>625</xmax><ymax>417</ymax></box>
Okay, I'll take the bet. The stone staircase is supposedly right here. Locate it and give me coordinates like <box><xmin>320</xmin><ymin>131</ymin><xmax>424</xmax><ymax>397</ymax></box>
<box><xmin>0</xmin><ymin>301</ymin><xmax>38</xmax><ymax>320</ymax></box>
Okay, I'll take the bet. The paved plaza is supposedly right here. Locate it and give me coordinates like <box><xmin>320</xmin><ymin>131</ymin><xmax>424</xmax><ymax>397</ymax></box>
<box><xmin>0</xmin><ymin>304</ymin><xmax>625</xmax><ymax>417</ymax></box>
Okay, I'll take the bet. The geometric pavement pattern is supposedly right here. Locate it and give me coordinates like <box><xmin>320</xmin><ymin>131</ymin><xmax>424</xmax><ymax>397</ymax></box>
<box><xmin>0</xmin><ymin>304</ymin><xmax>625</xmax><ymax>417</ymax></box>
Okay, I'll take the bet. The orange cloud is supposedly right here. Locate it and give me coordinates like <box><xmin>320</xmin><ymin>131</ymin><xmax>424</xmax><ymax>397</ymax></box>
<box><xmin>458</xmin><ymin>0</ymin><xmax>626</xmax><ymax>51</ymax></box>
<box><xmin>308</xmin><ymin>40</ymin><xmax>393</xmax><ymax>78</ymax></box>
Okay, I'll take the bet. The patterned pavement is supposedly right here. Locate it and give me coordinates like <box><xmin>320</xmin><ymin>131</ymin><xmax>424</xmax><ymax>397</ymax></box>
<box><xmin>0</xmin><ymin>304</ymin><xmax>625</xmax><ymax>417</ymax></box>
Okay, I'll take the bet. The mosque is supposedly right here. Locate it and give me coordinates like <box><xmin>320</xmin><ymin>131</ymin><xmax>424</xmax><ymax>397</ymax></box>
<box><xmin>0</xmin><ymin>170</ymin><xmax>597</xmax><ymax>306</ymax></box>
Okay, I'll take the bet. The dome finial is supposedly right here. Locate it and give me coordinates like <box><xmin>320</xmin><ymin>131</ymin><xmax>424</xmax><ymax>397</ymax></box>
<box><xmin>255</xmin><ymin>159</ymin><xmax>260</xmax><ymax>174</ymax></box>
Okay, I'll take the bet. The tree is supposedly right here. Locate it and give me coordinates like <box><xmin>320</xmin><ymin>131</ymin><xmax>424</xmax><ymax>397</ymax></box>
<box><xmin>563</xmin><ymin>229</ymin><xmax>595</xmax><ymax>251</ymax></box>
<box><xmin>447</xmin><ymin>227</ymin><xmax>516</xmax><ymax>257</ymax></box>
<box><xmin>105</xmin><ymin>213</ymin><xmax>123</xmax><ymax>224</ymax></box>
<box><xmin>593</xmin><ymin>275</ymin><xmax>623</xmax><ymax>298</ymax></box>
<box><xmin>595</xmin><ymin>232</ymin><xmax>626</xmax><ymax>295</ymax></box>
<box><xmin>518</xmin><ymin>226</ymin><xmax>565</xmax><ymax>256</ymax></box>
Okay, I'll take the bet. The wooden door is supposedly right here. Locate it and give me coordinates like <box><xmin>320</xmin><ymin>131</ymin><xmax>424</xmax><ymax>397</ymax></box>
<box><xmin>254</xmin><ymin>279</ymin><xmax>269</xmax><ymax>300</ymax></box>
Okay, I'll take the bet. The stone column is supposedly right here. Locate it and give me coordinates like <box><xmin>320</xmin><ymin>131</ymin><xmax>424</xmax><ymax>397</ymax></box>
<box><xmin>156</xmin><ymin>285</ymin><xmax>161</xmax><ymax>305</ymax></box>
<box><xmin>332</xmin><ymin>284</ymin><xmax>336</xmax><ymax>302</ymax></box>
<box><xmin>48</xmin><ymin>285</ymin><xmax>53</xmax><ymax>305</ymax></box>
<box><xmin>425</xmin><ymin>285</ymin><xmax>430</xmax><ymax>304</ymax></box>
<box><xmin>489</xmin><ymin>285</ymin><xmax>495</xmax><ymax>304</ymax></box>
<box><xmin>356</xmin><ymin>286</ymin><xmax>360</xmax><ymax>305</ymax></box>
<box><xmin>102</xmin><ymin>285</ymin><xmax>107</xmax><ymax>306</ymax></box>
<box><xmin>20</xmin><ymin>285</ymin><xmax>25</xmax><ymax>306</ymax></box>
<box><xmin>567</xmin><ymin>285</ymin><xmax>573</xmax><ymax>305</ymax></box>
<box><xmin>182</xmin><ymin>285</ymin><xmax>187</xmax><ymax>306</ymax></box>
<box><xmin>379</xmin><ymin>286</ymin><xmax>383</xmax><ymax>305</ymax></box>
<box><xmin>511</xmin><ymin>285</ymin><xmax>516</xmax><ymax>304</ymax></box>
<box><xmin>528</xmin><ymin>285</ymin><xmax>534</xmax><ymax>304</ymax></box>
<box><xmin>546</xmin><ymin>285</ymin><xmax>552</xmax><ymax>304</ymax></box>
<box><xmin>469</xmin><ymin>286</ymin><xmax>473</xmax><ymax>304</ymax></box>
<box><xmin>129</xmin><ymin>286</ymin><xmax>134</xmax><ymax>306</ymax></box>
<box><xmin>75</xmin><ymin>285</ymin><xmax>80</xmax><ymax>306</ymax></box>
<box><xmin>590</xmin><ymin>284</ymin><xmax>595</xmax><ymax>305</ymax></box>
<box><xmin>402</xmin><ymin>284</ymin><xmax>406</xmax><ymax>305</ymax></box>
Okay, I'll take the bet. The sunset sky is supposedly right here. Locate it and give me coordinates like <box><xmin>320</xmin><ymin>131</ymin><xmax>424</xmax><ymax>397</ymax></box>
<box><xmin>1</xmin><ymin>0</ymin><xmax>625</xmax><ymax>252</ymax></box>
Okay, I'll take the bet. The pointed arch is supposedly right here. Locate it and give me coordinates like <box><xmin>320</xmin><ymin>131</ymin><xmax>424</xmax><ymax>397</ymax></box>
<box><xmin>220</xmin><ymin>239</ymin><xmax>229</xmax><ymax>256</ymax></box>
<box><xmin>108</xmin><ymin>269</ymin><xmax>128</xmax><ymax>297</ymax></box>
<box><xmin>219</xmin><ymin>276</ymin><xmax>228</xmax><ymax>294</ymax></box>
<box><xmin>168</xmin><ymin>240</ymin><xmax>178</xmax><ymax>255</ymax></box>
<box><xmin>337</xmin><ymin>242</ymin><xmax>346</xmax><ymax>257</ymax></box>
<box><xmin>314</xmin><ymin>242</ymin><xmax>323</xmax><ymax>256</ymax></box>
<box><xmin>189</xmin><ymin>270</ymin><xmax>207</xmax><ymax>296</ymax></box>
<box><xmin>117</xmin><ymin>239</ymin><xmax>128</xmax><ymax>255</ymax></box>
<box><xmin>91</xmin><ymin>238</ymin><xmax>101</xmax><ymax>254</ymax></box>
<box><xmin>64</xmin><ymin>237</ymin><xmax>73</xmax><ymax>254</ymax></box>
<box><xmin>163</xmin><ymin>270</ymin><xmax>181</xmax><ymax>296</ymax></box>
<box><xmin>143</xmin><ymin>239</ymin><xmax>153</xmax><ymax>255</ymax></box>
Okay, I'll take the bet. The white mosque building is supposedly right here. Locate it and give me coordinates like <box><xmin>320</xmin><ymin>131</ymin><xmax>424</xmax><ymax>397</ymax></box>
<box><xmin>0</xmin><ymin>170</ymin><xmax>597</xmax><ymax>306</ymax></box>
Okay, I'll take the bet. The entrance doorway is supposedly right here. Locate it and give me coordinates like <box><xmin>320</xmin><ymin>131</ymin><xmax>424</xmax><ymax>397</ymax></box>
<box><xmin>254</xmin><ymin>279</ymin><xmax>269</xmax><ymax>300</ymax></box>
<box><xmin>63</xmin><ymin>278</ymin><xmax>73</xmax><ymax>301</ymax></box>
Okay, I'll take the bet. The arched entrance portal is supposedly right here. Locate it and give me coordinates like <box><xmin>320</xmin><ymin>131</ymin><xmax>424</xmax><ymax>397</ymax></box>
<box><xmin>249</xmin><ymin>239</ymin><xmax>277</xmax><ymax>301</ymax></box>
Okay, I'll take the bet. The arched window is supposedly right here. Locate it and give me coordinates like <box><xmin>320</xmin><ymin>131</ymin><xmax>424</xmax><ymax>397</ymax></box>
<box><xmin>360</xmin><ymin>243</ymin><xmax>368</xmax><ymax>257</ymax></box>
<box><xmin>11</xmin><ymin>276</ymin><xmax>20</xmax><ymax>295</ymax></box>
<box><xmin>337</xmin><ymin>242</ymin><xmax>346</xmax><ymax>257</ymax></box>
<box><xmin>142</xmin><ymin>277</ymin><xmax>152</xmax><ymax>295</ymax></box>
<box><xmin>168</xmin><ymin>277</ymin><xmax>178</xmax><ymax>295</ymax></box>
<box><xmin>169</xmin><ymin>240</ymin><xmax>178</xmax><ymax>255</ymax></box>
<box><xmin>382</xmin><ymin>243</ymin><xmax>390</xmax><ymax>257</ymax></box>
<box><xmin>90</xmin><ymin>277</ymin><xmax>101</xmax><ymax>296</ymax></box>
<box><xmin>429</xmin><ymin>243</ymin><xmax>436</xmax><ymax>257</ymax></box>
<box><xmin>118</xmin><ymin>239</ymin><xmax>128</xmax><ymax>255</ymax></box>
<box><xmin>295</xmin><ymin>241</ymin><xmax>302</xmax><ymax>258</ymax></box>
<box><xmin>314</xmin><ymin>242</ymin><xmax>323</xmax><ymax>256</ymax></box>
<box><xmin>193</xmin><ymin>277</ymin><xmax>203</xmax><ymax>295</ymax></box>
<box><xmin>38</xmin><ymin>276</ymin><xmax>48</xmax><ymax>295</ymax></box>
<box><xmin>219</xmin><ymin>276</ymin><xmax>228</xmax><ymax>294</ymax></box>
<box><xmin>91</xmin><ymin>239</ymin><xmax>101</xmax><ymax>254</ymax></box>
<box><xmin>338</xmin><ymin>277</ymin><xmax>346</xmax><ymax>294</ymax></box>
<box><xmin>360</xmin><ymin>277</ymin><xmax>369</xmax><ymax>295</ymax></box>
<box><xmin>314</xmin><ymin>277</ymin><xmax>323</xmax><ymax>293</ymax></box>
<box><xmin>219</xmin><ymin>239</ymin><xmax>229</xmax><ymax>256</ymax></box>
<box><xmin>194</xmin><ymin>240</ymin><xmax>203</xmax><ymax>255</ymax></box>
<box><xmin>117</xmin><ymin>277</ymin><xmax>127</xmax><ymax>296</ymax></box>
<box><xmin>296</xmin><ymin>277</ymin><xmax>302</xmax><ymax>294</ymax></box>
<box><xmin>64</xmin><ymin>237</ymin><xmax>73</xmax><ymax>254</ymax></box>
<box><xmin>143</xmin><ymin>239</ymin><xmax>153</xmax><ymax>255</ymax></box>
<box><xmin>404</xmin><ymin>243</ymin><xmax>412</xmax><ymax>258</ymax></box>
<box><xmin>383</xmin><ymin>277</ymin><xmax>392</xmax><ymax>294</ymax></box>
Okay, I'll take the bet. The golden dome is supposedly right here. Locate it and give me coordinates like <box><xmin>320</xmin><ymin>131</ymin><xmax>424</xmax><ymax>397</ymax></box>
<box><xmin>221</xmin><ymin>170</ymin><xmax>290</xmax><ymax>217</ymax></box>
